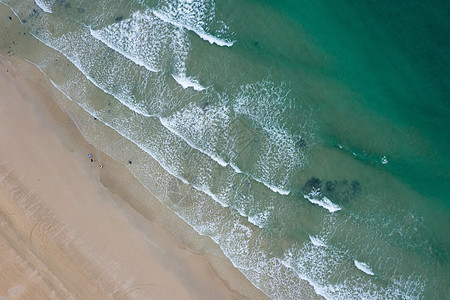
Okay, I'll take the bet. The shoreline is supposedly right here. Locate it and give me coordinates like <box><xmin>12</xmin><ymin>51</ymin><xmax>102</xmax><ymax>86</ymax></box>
<box><xmin>0</xmin><ymin>52</ymin><xmax>269</xmax><ymax>299</ymax></box>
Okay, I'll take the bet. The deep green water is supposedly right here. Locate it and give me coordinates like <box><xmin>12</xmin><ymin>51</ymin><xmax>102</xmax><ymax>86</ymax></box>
<box><xmin>1</xmin><ymin>0</ymin><xmax>449</xmax><ymax>298</ymax></box>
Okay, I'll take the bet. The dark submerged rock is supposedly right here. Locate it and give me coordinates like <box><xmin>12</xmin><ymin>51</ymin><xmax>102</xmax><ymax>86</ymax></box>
<box><xmin>325</xmin><ymin>181</ymin><xmax>337</xmax><ymax>193</ymax></box>
<box><xmin>201</xmin><ymin>101</ymin><xmax>210</xmax><ymax>111</ymax></box>
<box><xmin>303</xmin><ymin>177</ymin><xmax>362</xmax><ymax>205</ymax></box>
<box><xmin>351</xmin><ymin>180</ymin><xmax>361</xmax><ymax>194</ymax></box>
<box><xmin>295</xmin><ymin>137</ymin><xmax>307</xmax><ymax>148</ymax></box>
<box><xmin>303</xmin><ymin>177</ymin><xmax>322</xmax><ymax>193</ymax></box>
<box><xmin>323</xmin><ymin>180</ymin><xmax>362</xmax><ymax>204</ymax></box>
<box><xmin>30</xmin><ymin>9</ymin><xmax>39</xmax><ymax>18</ymax></box>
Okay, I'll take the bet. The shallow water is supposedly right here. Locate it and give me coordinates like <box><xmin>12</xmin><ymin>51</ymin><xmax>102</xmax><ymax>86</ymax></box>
<box><xmin>1</xmin><ymin>0</ymin><xmax>449</xmax><ymax>298</ymax></box>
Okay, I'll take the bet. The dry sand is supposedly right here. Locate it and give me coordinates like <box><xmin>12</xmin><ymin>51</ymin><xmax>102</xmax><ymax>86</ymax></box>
<box><xmin>0</xmin><ymin>53</ymin><xmax>269</xmax><ymax>299</ymax></box>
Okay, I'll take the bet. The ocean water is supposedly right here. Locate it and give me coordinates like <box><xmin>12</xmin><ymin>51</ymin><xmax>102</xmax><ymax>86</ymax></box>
<box><xmin>1</xmin><ymin>0</ymin><xmax>449</xmax><ymax>298</ymax></box>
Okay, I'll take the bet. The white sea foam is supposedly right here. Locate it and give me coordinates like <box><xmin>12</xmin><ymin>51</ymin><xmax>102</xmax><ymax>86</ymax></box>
<box><xmin>68</xmin><ymin>56</ymin><xmax>152</xmax><ymax>118</ymax></box>
<box><xmin>24</xmin><ymin>27</ymin><xmax>154</xmax><ymax>120</ymax></box>
<box><xmin>264</xmin><ymin>182</ymin><xmax>290</xmax><ymax>195</ymax></box>
<box><xmin>35</xmin><ymin>0</ymin><xmax>52</xmax><ymax>13</ymax></box>
<box><xmin>304</xmin><ymin>189</ymin><xmax>341</xmax><ymax>213</ymax></box>
<box><xmin>89</xmin><ymin>11</ymin><xmax>170</xmax><ymax>73</ymax></box>
<box><xmin>171</xmin><ymin>74</ymin><xmax>205</xmax><ymax>91</ymax></box>
<box><xmin>281</xmin><ymin>241</ymin><xmax>425</xmax><ymax>299</ymax></box>
<box><xmin>90</xmin><ymin>28</ymin><xmax>159</xmax><ymax>73</ymax></box>
<box><xmin>309</xmin><ymin>236</ymin><xmax>327</xmax><ymax>247</ymax></box>
<box><xmin>247</xmin><ymin>208</ymin><xmax>272</xmax><ymax>228</ymax></box>
<box><xmin>233</xmin><ymin>80</ymin><xmax>310</xmax><ymax>191</ymax></box>
<box><xmin>166</xmin><ymin>78</ymin><xmax>305</xmax><ymax>196</ymax></box>
<box><xmin>229</xmin><ymin>162</ymin><xmax>243</xmax><ymax>173</ymax></box>
<box><xmin>162</xmin><ymin>95</ymin><xmax>295</xmax><ymax>196</ymax></box>
<box><xmin>354</xmin><ymin>260</ymin><xmax>375</xmax><ymax>276</ymax></box>
<box><xmin>91</xmin><ymin>10</ymin><xmax>207</xmax><ymax>92</ymax></box>
<box><xmin>202</xmin><ymin>188</ymin><xmax>229</xmax><ymax>207</ymax></box>
<box><xmin>160</xmin><ymin>117</ymin><xmax>229</xmax><ymax>167</ymax></box>
<box><xmin>152</xmin><ymin>10</ymin><xmax>233</xmax><ymax>47</ymax></box>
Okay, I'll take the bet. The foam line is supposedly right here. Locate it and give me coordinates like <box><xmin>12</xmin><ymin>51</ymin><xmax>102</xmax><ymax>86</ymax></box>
<box><xmin>160</xmin><ymin>118</ymin><xmax>228</xmax><ymax>167</ymax></box>
<box><xmin>304</xmin><ymin>193</ymin><xmax>341</xmax><ymax>213</ymax></box>
<box><xmin>90</xmin><ymin>28</ymin><xmax>160</xmax><ymax>73</ymax></box>
<box><xmin>171</xmin><ymin>74</ymin><xmax>206</xmax><ymax>91</ymax></box>
<box><xmin>309</xmin><ymin>236</ymin><xmax>327</xmax><ymax>247</ymax></box>
<box><xmin>354</xmin><ymin>260</ymin><xmax>375</xmax><ymax>276</ymax></box>
<box><xmin>265</xmin><ymin>183</ymin><xmax>291</xmax><ymax>195</ymax></box>
<box><xmin>152</xmin><ymin>10</ymin><xmax>234</xmax><ymax>47</ymax></box>
<box><xmin>85</xmin><ymin>25</ymin><xmax>293</xmax><ymax>198</ymax></box>
<box><xmin>35</xmin><ymin>0</ymin><xmax>52</xmax><ymax>13</ymax></box>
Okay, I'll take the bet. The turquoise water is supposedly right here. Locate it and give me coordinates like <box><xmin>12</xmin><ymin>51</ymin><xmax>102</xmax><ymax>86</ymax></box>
<box><xmin>1</xmin><ymin>0</ymin><xmax>449</xmax><ymax>298</ymax></box>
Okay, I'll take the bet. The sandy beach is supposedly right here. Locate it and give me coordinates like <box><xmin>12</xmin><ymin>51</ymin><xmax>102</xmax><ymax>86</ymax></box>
<box><xmin>0</xmin><ymin>52</ymin><xmax>269</xmax><ymax>299</ymax></box>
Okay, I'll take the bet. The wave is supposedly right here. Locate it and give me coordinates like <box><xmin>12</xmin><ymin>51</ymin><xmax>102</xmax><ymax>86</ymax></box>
<box><xmin>229</xmin><ymin>162</ymin><xmax>243</xmax><ymax>173</ymax></box>
<box><xmin>88</xmin><ymin>10</ymin><xmax>308</xmax><ymax>194</ymax></box>
<box><xmin>152</xmin><ymin>9</ymin><xmax>233</xmax><ymax>47</ymax></box>
<box><xmin>46</xmin><ymin>25</ymin><xmax>295</xmax><ymax>204</ymax></box>
<box><xmin>304</xmin><ymin>189</ymin><xmax>341</xmax><ymax>213</ymax></box>
<box><xmin>159</xmin><ymin>117</ymin><xmax>229</xmax><ymax>167</ymax></box>
<box><xmin>247</xmin><ymin>209</ymin><xmax>271</xmax><ymax>228</ymax></box>
<box><xmin>354</xmin><ymin>260</ymin><xmax>375</xmax><ymax>276</ymax></box>
<box><xmin>91</xmin><ymin>10</ymin><xmax>206</xmax><ymax>92</ymax></box>
<box><xmin>89</xmin><ymin>10</ymin><xmax>170</xmax><ymax>73</ymax></box>
<box><xmin>309</xmin><ymin>236</ymin><xmax>327</xmax><ymax>247</ymax></box>
<box><xmin>171</xmin><ymin>73</ymin><xmax>205</xmax><ymax>91</ymax></box>
<box><xmin>90</xmin><ymin>28</ymin><xmax>159</xmax><ymax>73</ymax></box>
<box><xmin>35</xmin><ymin>0</ymin><xmax>52</xmax><ymax>13</ymax></box>
<box><xmin>55</xmin><ymin>44</ymin><xmax>153</xmax><ymax>118</ymax></box>
<box><xmin>163</xmin><ymin>80</ymin><xmax>309</xmax><ymax>194</ymax></box>
<box><xmin>282</xmin><ymin>235</ymin><xmax>425</xmax><ymax>299</ymax></box>
<box><xmin>263</xmin><ymin>183</ymin><xmax>290</xmax><ymax>195</ymax></box>
<box><xmin>251</xmin><ymin>178</ymin><xmax>290</xmax><ymax>195</ymax></box>
<box><xmin>162</xmin><ymin>104</ymin><xmax>294</xmax><ymax>196</ymax></box>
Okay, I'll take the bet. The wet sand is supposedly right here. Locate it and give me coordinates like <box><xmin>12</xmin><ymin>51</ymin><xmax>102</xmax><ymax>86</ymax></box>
<box><xmin>0</xmin><ymin>53</ymin><xmax>269</xmax><ymax>299</ymax></box>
